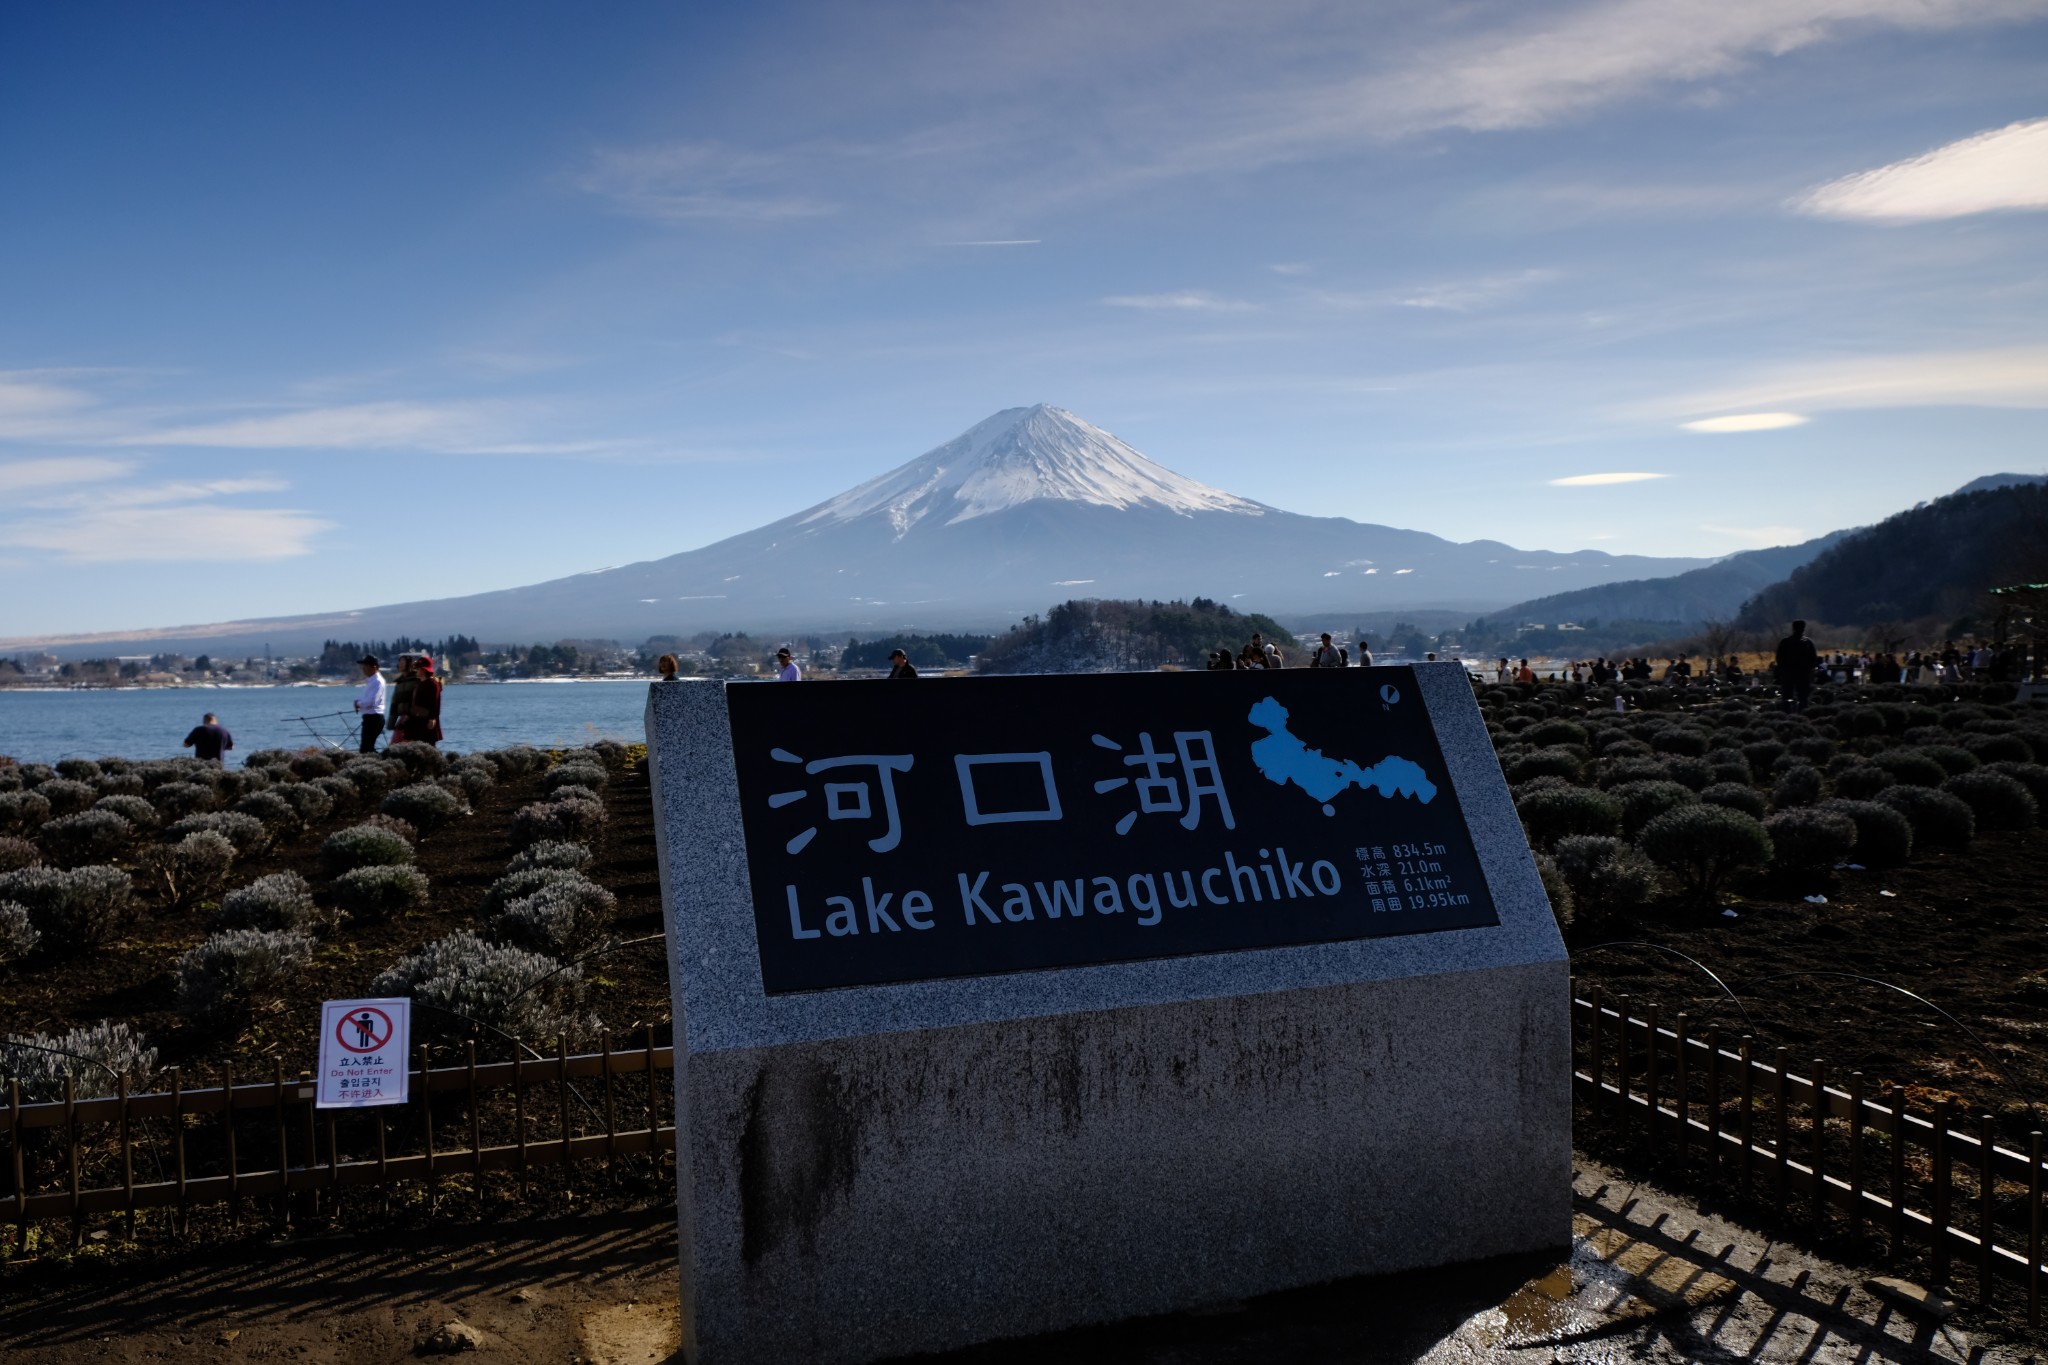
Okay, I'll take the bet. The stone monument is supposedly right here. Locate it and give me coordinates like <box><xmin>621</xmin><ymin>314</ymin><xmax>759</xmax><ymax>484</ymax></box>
<box><xmin>645</xmin><ymin>663</ymin><xmax>1568</xmax><ymax>1364</ymax></box>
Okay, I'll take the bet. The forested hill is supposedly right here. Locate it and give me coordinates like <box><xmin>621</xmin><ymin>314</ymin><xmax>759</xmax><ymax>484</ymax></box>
<box><xmin>1738</xmin><ymin>478</ymin><xmax>2048</xmax><ymax>630</ymax></box>
<box><xmin>976</xmin><ymin>598</ymin><xmax>1293</xmax><ymax>673</ymax></box>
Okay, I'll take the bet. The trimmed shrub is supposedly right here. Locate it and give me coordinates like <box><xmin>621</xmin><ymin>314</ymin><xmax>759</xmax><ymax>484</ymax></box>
<box><xmin>480</xmin><ymin>866</ymin><xmax>593</xmax><ymax>918</ymax></box>
<box><xmin>288</xmin><ymin>752</ymin><xmax>336</xmax><ymax>780</ymax></box>
<box><xmin>1741</xmin><ymin>740</ymin><xmax>1787</xmax><ymax>772</ymax></box>
<box><xmin>1551</xmin><ymin>835</ymin><xmax>1662</xmax><ymax>919</ymax></box>
<box><xmin>383</xmin><ymin>741</ymin><xmax>448</xmax><ymax>780</ymax></box>
<box><xmin>163</xmin><ymin>811</ymin><xmax>272</xmax><ymax>857</ymax></box>
<box><xmin>1700</xmin><ymin>782</ymin><xmax>1768</xmax><ymax>818</ymax></box>
<box><xmin>1597</xmin><ymin>758</ymin><xmax>1672</xmax><ymax>790</ymax></box>
<box><xmin>0</xmin><ymin>790</ymin><xmax>52</xmax><ymax>836</ymax></box>
<box><xmin>1764</xmin><ymin>808</ymin><xmax>1858</xmax><ymax>871</ymax></box>
<box><xmin>319</xmin><ymin>823</ymin><xmax>416</xmax><ymax>877</ymax></box>
<box><xmin>1942</xmin><ymin>770</ymin><xmax>2037</xmax><ymax>831</ymax></box>
<box><xmin>0</xmin><ymin>865</ymin><xmax>133</xmax><ymax>951</ymax></box>
<box><xmin>1876</xmin><ymin>786</ymin><xmax>1976</xmax><ymax>848</ymax></box>
<box><xmin>55</xmin><ymin>759</ymin><xmax>102</xmax><ymax>783</ymax></box>
<box><xmin>544</xmin><ymin>761</ymin><xmax>609</xmax><ymax>796</ymax></box>
<box><xmin>1986</xmin><ymin>761</ymin><xmax>2048</xmax><ymax>809</ymax></box>
<box><xmin>1663</xmin><ymin>756</ymin><xmax>1714</xmax><ymax>792</ymax></box>
<box><xmin>1611</xmin><ymin>780</ymin><xmax>1699</xmax><ymax>838</ymax></box>
<box><xmin>1963</xmin><ymin>733</ymin><xmax>2034</xmax><ymax>765</ymax></box>
<box><xmin>589</xmin><ymin>739</ymin><xmax>630</xmax><ymax>770</ymax></box>
<box><xmin>39</xmin><ymin>809</ymin><xmax>134</xmax><ymax>868</ymax></box>
<box><xmin>486</xmin><ymin>746</ymin><xmax>545</xmax><ymax>779</ymax></box>
<box><xmin>37</xmin><ymin>779</ymin><xmax>96</xmax><ymax>817</ymax></box>
<box><xmin>1833</xmin><ymin>766</ymin><xmax>1894</xmax><ymax>801</ymax></box>
<box><xmin>93</xmin><ymin>793</ymin><xmax>160</xmax><ymax>830</ymax></box>
<box><xmin>1872</xmin><ymin>750</ymin><xmax>1947</xmax><ymax>787</ymax></box>
<box><xmin>330</xmin><ymin>864</ymin><xmax>430</xmax><ymax>922</ymax></box>
<box><xmin>138</xmin><ymin>831</ymin><xmax>237</xmax><ymax>911</ymax></box>
<box><xmin>1524</xmin><ymin>720</ymin><xmax>1589</xmax><ymax>749</ymax></box>
<box><xmin>509</xmin><ymin>791</ymin><xmax>606</xmax><ymax>848</ymax></box>
<box><xmin>369</xmin><ymin>931</ymin><xmax>589</xmax><ymax>1045</ymax></box>
<box><xmin>217</xmin><ymin>872</ymin><xmax>336</xmax><ymax>933</ymax></box>
<box><xmin>1516</xmin><ymin>786</ymin><xmax>1623</xmax><ymax>847</ymax></box>
<box><xmin>0</xmin><ymin>901</ymin><xmax>39</xmax><ymax>965</ymax></box>
<box><xmin>488</xmin><ymin>879</ymin><xmax>617</xmax><ymax>956</ymax></box>
<box><xmin>307</xmin><ymin>774</ymin><xmax>361</xmax><ymax>815</ymax></box>
<box><xmin>271</xmin><ymin>781</ymin><xmax>335</xmax><ymax>826</ymax></box>
<box><xmin>1638</xmin><ymin>805</ymin><xmax>1773</xmax><ymax>906</ymax></box>
<box><xmin>357</xmin><ymin>812</ymin><xmax>418</xmax><ymax>844</ymax></box>
<box><xmin>1770</xmin><ymin>765</ymin><xmax>1826</xmax><ymax>810</ymax></box>
<box><xmin>0</xmin><ymin>837</ymin><xmax>39</xmax><ymax>874</ymax></box>
<box><xmin>150</xmin><ymin>781</ymin><xmax>217</xmax><ymax>819</ymax></box>
<box><xmin>174</xmin><ymin>929</ymin><xmax>315</xmax><ymax>1025</ymax></box>
<box><xmin>448</xmin><ymin>758</ymin><xmax>496</xmax><ymax>801</ymax></box>
<box><xmin>337</xmin><ymin>758</ymin><xmax>405</xmax><ymax>800</ymax></box>
<box><xmin>235</xmin><ymin>789</ymin><xmax>304</xmax><ymax>837</ymax></box>
<box><xmin>1706</xmin><ymin>755</ymin><xmax>1753</xmax><ymax>787</ymax></box>
<box><xmin>1535</xmin><ymin>853</ymin><xmax>1573</xmax><ymax>928</ymax></box>
<box><xmin>506</xmin><ymin>840</ymin><xmax>594</xmax><ymax>875</ymax></box>
<box><xmin>214</xmin><ymin>767</ymin><xmax>268</xmax><ymax>800</ymax></box>
<box><xmin>0</xmin><ymin>1021</ymin><xmax>156</xmax><ymax>1102</ymax></box>
<box><xmin>381</xmin><ymin>782</ymin><xmax>463</xmax><ymax>834</ymax></box>
<box><xmin>1515</xmin><ymin>753</ymin><xmax>1589</xmax><ymax>785</ymax></box>
<box><xmin>1649</xmin><ymin>728</ymin><xmax>1710</xmax><ymax>758</ymax></box>
<box><xmin>1817</xmin><ymin>799</ymin><xmax>1914</xmax><ymax>868</ymax></box>
<box><xmin>1912</xmin><ymin>745</ymin><xmax>1979</xmax><ymax>777</ymax></box>
<box><xmin>96</xmin><ymin>772</ymin><xmax>146</xmax><ymax>797</ymax></box>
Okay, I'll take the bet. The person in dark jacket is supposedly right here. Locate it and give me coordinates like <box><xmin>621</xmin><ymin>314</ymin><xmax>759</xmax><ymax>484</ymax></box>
<box><xmin>182</xmin><ymin>713</ymin><xmax>233</xmax><ymax>762</ymax></box>
<box><xmin>404</xmin><ymin>657</ymin><xmax>444</xmax><ymax>744</ymax></box>
<box><xmin>887</xmin><ymin>648</ymin><xmax>919</xmax><ymax>680</ymax></box>
<box><xmin>1775</xmin><ymin>620</ymin><xmax>1820</xmax><ymax>712</ymax></box>
<box><xmin>387</xmin><ymin>656</ymin><xmax>418</xmax><ymax>748</ymax></box>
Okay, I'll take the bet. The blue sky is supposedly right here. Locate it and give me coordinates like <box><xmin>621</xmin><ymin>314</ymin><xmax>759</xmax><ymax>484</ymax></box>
<box><xmin>3</xmin><ymin>1</ymin><xmax>2045</xmax><ymax>638</ymax></box>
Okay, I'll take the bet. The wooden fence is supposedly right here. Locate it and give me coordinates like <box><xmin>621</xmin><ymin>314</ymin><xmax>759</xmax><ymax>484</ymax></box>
<box><xmin>1575</xmin><ymin>986</ymin><xmax>2047</xmax><ymax>1325</ymax></box>
<box><xmin>4</xmin><ymin>1033</ymin><xmax>675</xmax><ymax>1241</ymax></box>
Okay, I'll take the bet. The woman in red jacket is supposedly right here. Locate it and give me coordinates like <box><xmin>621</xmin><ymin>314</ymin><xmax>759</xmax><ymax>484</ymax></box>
<box><xmin>405</xmin><ymin>657</ymin><xmax>444</xmax><ymax>745</ymax></box>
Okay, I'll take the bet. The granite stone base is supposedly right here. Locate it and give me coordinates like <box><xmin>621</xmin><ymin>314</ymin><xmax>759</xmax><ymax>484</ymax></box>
<box><xmin>645</xmin><ymin>668</ymin><xmax>1571</xmax><ymax>1364</ymax></box>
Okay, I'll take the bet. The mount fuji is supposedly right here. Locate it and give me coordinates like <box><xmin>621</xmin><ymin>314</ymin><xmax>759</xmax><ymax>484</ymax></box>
<box><xmin>15</xmin><ymin>405</ymin><xmax>1719</xmax><ymax>652</ymax></box>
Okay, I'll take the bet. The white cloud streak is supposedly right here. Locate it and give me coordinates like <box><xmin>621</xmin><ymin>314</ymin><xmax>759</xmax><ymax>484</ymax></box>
<box><xmin>1796</xmin><ymin>116</ymin><xmax>2048</xmax><ymax>222</ymax></box>
<box><xmin>1550</xmin><ymin>471</ymin><xmax>1669</xmax><ymax>486</ymax></box>
<box><xmin>1102</xmin><ymin>291</ymin><xmax>1256</xmax><ymax>312</ymax></box>
<box><xmin>0</xmin><ymin>457</ymin><xmax>136</xmax><ymax>493</ymax></box>
<box><xmin>0</xmin><ymin>504</ymin><xmax>333</xmax><ymax>563</ymax></box>
<box><xmin>1663</xmin><ymin>344</ymin><xmax>2048</xmax><ymax>416</ymax></box>
<box><xmin>1683</xmin><ymin>412</ymin><xmax>1810</xmax><ymax>432</ymax></box>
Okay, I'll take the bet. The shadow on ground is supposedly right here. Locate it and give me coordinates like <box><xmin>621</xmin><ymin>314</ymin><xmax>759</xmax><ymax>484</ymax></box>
<box><xmin>1</xmin><ymin>1161</ymin><xmax>2032</xmax><ymax>1363</ymax></box>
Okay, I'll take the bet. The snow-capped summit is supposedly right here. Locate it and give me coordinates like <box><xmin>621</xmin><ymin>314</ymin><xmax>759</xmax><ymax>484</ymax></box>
<box><xmin>800</xmin><ymin>404</ymin><xmax>1264</xmax><ymax>537</ymax></box>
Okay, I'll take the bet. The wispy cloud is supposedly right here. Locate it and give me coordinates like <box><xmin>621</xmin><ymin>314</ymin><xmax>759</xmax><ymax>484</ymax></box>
<box><xmin>1683</xmin><ymin>412</ymin><xmax>1809</xmax><ymax>432</ymax></box>
<box><xmin>1550</xmin><ymin>471</ymin><xmax>1668</xmax><ymax>486</ymax></box>
<box><xmin>1397</xmin><ymin>269</ymin><xmax>1558</xmax><ymax>312</ymax></box>
<box><xmin>1102</xmin><ymin>291</ymin><xmax>1256</xmax><ymax>312</ymax></box>
<box><xmin>1796</xmin><ymin>116</ymin><xmax>2048</xmax><ymax>222</ymax></box>
<box><xmin>577</xmin><ymin>143</ymin><xmax>839</xmax><ymax>221</ymax></box>
<box><xmin>113</xmin><ymin>401</ymin><xmax>606</xmax><ymax>455</ymax></box>
<box><xmin>0</xmin><ymin>456</ymin><xmax>136</xmax><ymax>493</ymax></box>
<box><xmin>936</xmin><ymin>239</ymin><xmax>1041</xmax><ymax>246</ymax></box>
<box><xmin>1660</xmin><ymin>343</ymin><xmax>2048</xmax><ymax>416</ymax></box>
<box><xmin>0</xmin><ymin>462</ymin><xmax>330</xmax><ymax>563</ymax></box>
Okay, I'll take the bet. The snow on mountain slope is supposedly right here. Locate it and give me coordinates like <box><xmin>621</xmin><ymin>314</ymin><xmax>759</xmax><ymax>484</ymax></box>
<box><xmin>799</xmin><ymin>404</ymin><xmax>1264</xmax><ymax>537</ymax></box>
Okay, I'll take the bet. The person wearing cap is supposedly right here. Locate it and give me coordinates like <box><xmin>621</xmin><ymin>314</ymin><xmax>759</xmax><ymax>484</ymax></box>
<box><xmin>352</xmin><ymin>655</ymin><xmax>388</xmax><ymax>753</ymax></box>
<box><xmin>775</xmin><ymin>647</ymin><xmax>801</xmax><ymax>682</ymax></box>
<box><xmin>404</xmin><ymin>655</ymin><xmax>444</xmax><ymax>744</ymax></box>
<box><xmin>887</xmin><ymin>648</ymin><xmax>919</xmax><ymax>680</ymax></box>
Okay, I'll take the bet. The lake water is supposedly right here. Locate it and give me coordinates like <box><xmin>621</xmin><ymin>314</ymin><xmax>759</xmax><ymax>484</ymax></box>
<box><xmin>0</xmin><ymin>682</ymin><xmax>663</xmax><ymax>765</ymax></box>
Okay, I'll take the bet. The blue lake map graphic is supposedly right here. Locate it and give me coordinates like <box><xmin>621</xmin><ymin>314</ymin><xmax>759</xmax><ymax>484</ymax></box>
<box><xmin>1246</xmin><ymin>696</ymin><xmax>1437</xmax><ymax>815</ymax></box>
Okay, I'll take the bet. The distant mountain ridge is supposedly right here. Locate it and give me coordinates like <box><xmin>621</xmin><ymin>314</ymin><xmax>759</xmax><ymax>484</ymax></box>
<box><xmin>1488</xmin><ymin>533</ymin><xmax>1853</xmax><ymax>630</ymax></box>
<box><xmin>6</xmin><ymin>404</ymin><xmax>1719</xmax><ymax>655</ymax></box>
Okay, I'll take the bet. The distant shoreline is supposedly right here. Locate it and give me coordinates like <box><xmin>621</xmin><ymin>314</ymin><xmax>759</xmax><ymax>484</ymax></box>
<box><xmin>0</xmin><ymin>676</ymin><xmax>657</xmax><ymax>693</ymax></box>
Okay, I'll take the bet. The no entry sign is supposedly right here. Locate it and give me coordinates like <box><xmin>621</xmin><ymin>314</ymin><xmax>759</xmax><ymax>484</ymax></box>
<box><xmin>316</xmin><ymin>998</ymin><xmax>411</xmax><ymax>1108</ymax></box>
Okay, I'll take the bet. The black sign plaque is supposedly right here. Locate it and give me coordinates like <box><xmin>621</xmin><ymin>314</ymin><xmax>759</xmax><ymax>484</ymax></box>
<box><xmin>726</xmin><ymin>667</ymin><xmax>1498</xmax><ymax>993</ymax></box>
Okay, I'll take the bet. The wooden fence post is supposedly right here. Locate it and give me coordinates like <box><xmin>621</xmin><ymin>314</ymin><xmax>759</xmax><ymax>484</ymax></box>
<box><xmin>1674</xmin><ymin>1013</ymin><xmax>1691</xmax><ymax>1171</ymax></box>
<box><xmin>1811</xmin><ymin>1059</ymin><xmax>1827</xmax><ymax>1238</ymax></box>
<box><xmin>1848</xmin><ymin>1072</ymin><xmax>1865</xmax><ymax>1245</ymax></box>
<box><xmin>1933</xmin><ymin>1100</ymin><xmax>1953</xmax><ymax>1287</ymax></box>
<box><xmin>1979</xmin><ymin>1113</ymin><xmax>1995</xmax><ymax>1309</ymax></box>
<box><xmin>2028</xmin><ymin>1130</ymin><xmax>2041</xmax><ymax>1328</ymax></box>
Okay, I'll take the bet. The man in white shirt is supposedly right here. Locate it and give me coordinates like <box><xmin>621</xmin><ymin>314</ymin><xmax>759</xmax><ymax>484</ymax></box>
<box><xmin>353</xmin><ymin>654</ymin><xmax>388</xmax><ymax>752</ymax></box>
<box><xmin>775</xmin><ymin>647</ymin><xmax>801</xmax><ymax>682</ymax></box>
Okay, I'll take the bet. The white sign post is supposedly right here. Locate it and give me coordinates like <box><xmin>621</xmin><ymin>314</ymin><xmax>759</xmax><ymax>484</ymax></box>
<box><xmin>316</xmin><ymin>998</ymin><xmax>411</xmax><ymax>1108</ymax></box>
